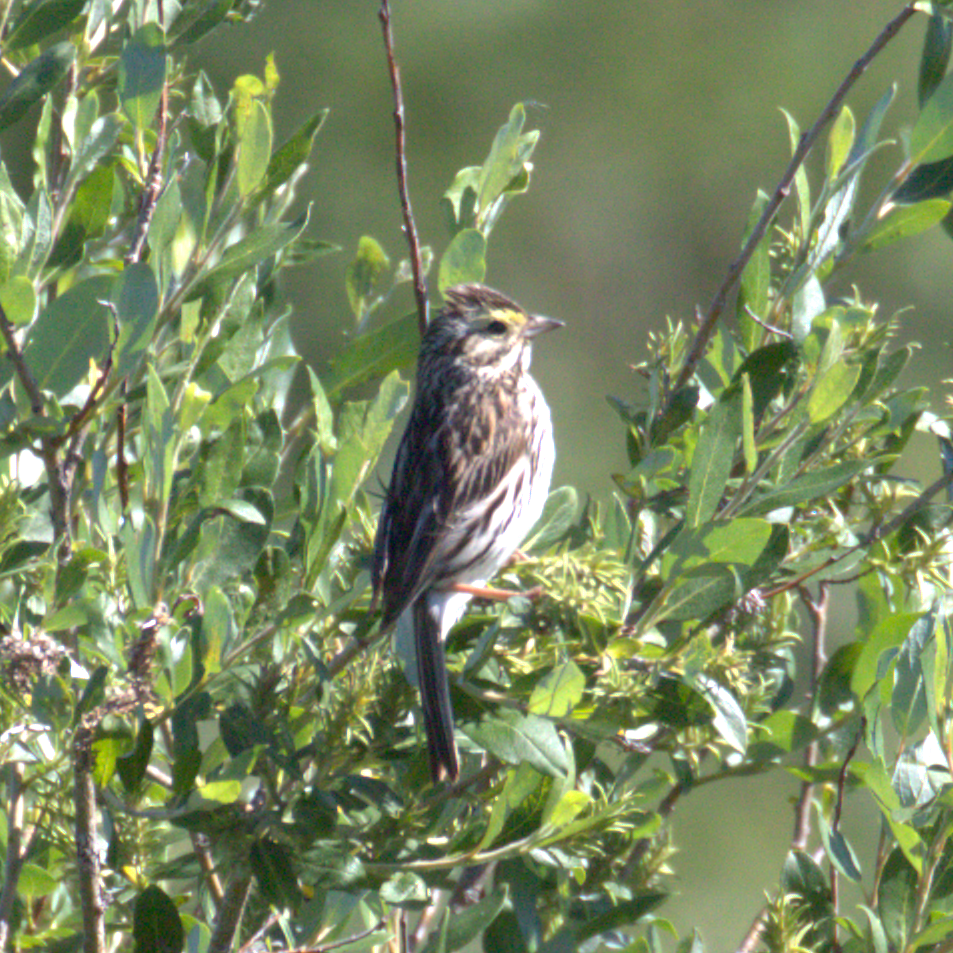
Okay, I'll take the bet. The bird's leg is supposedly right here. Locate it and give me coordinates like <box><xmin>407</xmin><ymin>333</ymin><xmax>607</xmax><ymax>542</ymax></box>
<box><xmin>451</xmin><ymin>582</ymin><xmax>544</xmax><ymax>602</ymax></box>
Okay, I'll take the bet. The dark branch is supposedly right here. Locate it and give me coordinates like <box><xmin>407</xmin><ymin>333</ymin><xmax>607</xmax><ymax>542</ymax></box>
<box><xmin>670</xmin><ymin>2</ymin><xmax>918</xmax><ymax>400</ymax></box>
<box><xmin>379</xmin><ymin>0</ymin><xmax>429</xmax><ymax>336</ymax></box>
<box><xmin>75</xmin><ymin>727</ymin><xmax>106</xmax><ymax>953</ymax></box>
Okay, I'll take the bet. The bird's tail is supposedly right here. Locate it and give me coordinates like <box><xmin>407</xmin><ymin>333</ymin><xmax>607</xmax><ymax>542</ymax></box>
<box><xmin>413</xmin><ymin>599</ymin><xmax>460</xmax><ymax>782</ymax></box>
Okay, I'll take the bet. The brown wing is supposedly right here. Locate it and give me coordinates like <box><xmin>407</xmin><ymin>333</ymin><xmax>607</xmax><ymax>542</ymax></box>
<box><xmin>371</xmin><ymin>374</ymin><xmax>528</xmax><ymax>627</ymax></box>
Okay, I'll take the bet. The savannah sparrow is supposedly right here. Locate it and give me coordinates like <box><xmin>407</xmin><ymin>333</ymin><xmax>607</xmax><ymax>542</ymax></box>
<box><xmin>372</xmin><ymin>284</ymin><xmax>562</xmax><ymax>782</ymax></box>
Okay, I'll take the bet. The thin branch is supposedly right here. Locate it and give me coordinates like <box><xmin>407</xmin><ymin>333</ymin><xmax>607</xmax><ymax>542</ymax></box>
<box><xmin>735</xmin><ymin>909</ymin><xmax>769</xmax><ymax>953</ymax></box>
<box><xmin>379</xmin><ymin>0</ymin><xmax>429</xmax><ymax>335</ymax></box>
<box><xmin>126</xmin><ymin>82</ymin><xmax>169</xmax><ymax>267</ymax></box>
<box><xmin>670</xmin><ymin>2</ymin><xmax>918</xmax><ymax>401</ymax></box>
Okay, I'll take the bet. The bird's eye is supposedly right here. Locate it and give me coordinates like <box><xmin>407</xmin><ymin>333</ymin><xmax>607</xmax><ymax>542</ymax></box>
<box><xmin>486</xmin><ymin>319</ymin><xmax>508</xmax><ymax>335</ymax></box>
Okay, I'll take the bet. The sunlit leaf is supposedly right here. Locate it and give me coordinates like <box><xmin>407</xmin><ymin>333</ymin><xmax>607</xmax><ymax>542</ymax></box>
<box><xmin>860</xmin><ymin>198</ymin><xmax>951</xmax><ymax>251</ymax></box>
<box><xmin>463</xmin><ymin>710</ymin><xmax>569</xmax><ymax>778</ymax></box>
<box><xmin>119</xmin><ymin>24</ymin><xmax>166</xmax><ymax>132</ymax></box>
<box><xmin>438</xmin><ymin>227</ymin><xmax>487</xmax><ymax>292</ymax></box>
<box><xmin>910</xmin><ymin>66</ymin><xmax>953</xmax><ymax>162</ymax></box>
<box><xmin>686</xmin><ymin>383</ymin><xmax>742</xmax><ymax>527</ymax></box>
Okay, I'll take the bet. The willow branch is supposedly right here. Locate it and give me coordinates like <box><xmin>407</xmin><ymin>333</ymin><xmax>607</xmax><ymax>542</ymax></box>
<box><xmin>208</xmin><ymin>872</ymin><xmax>252</xmax><ymax>953</ymax></box>
<box><xmin>670</xmin><ymin>1</ymin><xmax>918</xmax><ymax>400</ymax></box>
<box><xmin>0</xmin><ymin>764</ymin><xmax>25</xmax><ymax>950</ymax></box>
<box><xmin>74</xmin><ymin>727</ymin><xmax>106</xmax><ymax>953</ymax></box>
<box><xmin>379</xmin><ymin>0</ymin><xmax>429</xmax><ymax>335</ymax></box>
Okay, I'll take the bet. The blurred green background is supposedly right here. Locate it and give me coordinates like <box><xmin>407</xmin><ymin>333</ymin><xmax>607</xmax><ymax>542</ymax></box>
<box><xmin>185</xmin><ymin>4</ymin><xmax>945</xmax><ymax>945</ymax></box>
<box><xmin>6</xmin><ymin>0</ymin><xmax>950</xmax><ymax>946</ymax></box>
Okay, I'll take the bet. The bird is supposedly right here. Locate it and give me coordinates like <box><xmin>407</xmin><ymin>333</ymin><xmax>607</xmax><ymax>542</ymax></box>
<box><xmin>371</xmin><ymin>283</ymin><xmax>562</xmax><ymax>782</ymax></box>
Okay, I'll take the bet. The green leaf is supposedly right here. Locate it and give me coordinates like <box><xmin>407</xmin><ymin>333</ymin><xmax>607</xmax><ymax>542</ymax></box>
<box><xmin>851</xmin><ymin>612</ymin><xmax>921</xmax><ymax>701</ymax></box>
<box><xmin>15</xmin><ymin>187</ymin><xmax>52</xmax><ymax>278</ymax></box>
<box><xmin>748</xmin><ymin>711</ymin><xmax>818</xmax><ymax>762</ymax></box>
<box><xmin>0</xmin><ymin>42</ymin><xmax>74</xmax><ymax>132</ymax></box>
<box><xmin>438</xmin><ymin>227</ymin><xmax>487</xmax><ymax>292</ymax></box>
<box><xmin>441</xmin><ymin>166</ymin><xmax>480</xmax><ymax>234</ymax></box>
<box><xmin>920</xmin><ymin>11</ymin><xmax>953</xmax><ymax>108</ymax></box>
<box><xmin>345</xmin><ymin>236</ymin><xmax>390</xmax><ymax>321</ymax></box>
<box><xmin>654</xmin><ymin>563</ymin><xmax>740</xmax><ymax>624</ymax></box>
<box><xmin>463</xmin><ymin>710</ymin><xmax>569</xmax><ymax>778</ymax></box>
<box><xmin>818</xmin><ymin>813</ymin><xmax>862</xmax><ymax>882</ymax></box>
<box><xmin>668</xmin><ymin>518</ymin><xmax>773</xmax><ymax>572</ymax></box>
<box><xmin>528</xmin><ymin>661</ymin><xmax>585</xmax><ymax>718</ymax></box>
<box><xmin>4</xmin><ymin>0</ymin><xmax>86</xmax><ymax>52</ymax></box>
<box><xmin>910</xmin><ymin>65</ymin><xmax>953</xmax><ymax>163</ymax></box>
<box><xmin>64</xmin><ymin>113</ymin><xmax>122</xmax><ymax>198</ymax></box>
<box><xmin>860</xmin><ymin>198</ymin><xmax>951</xmax><ymax>251</ymax></box>
<box><xmin>524</xmin><ymin>485</ymin><xmax>578</xmax><ymax>552</ymax></box>
<box><xmin>739</xmin><ymin>460</ymin><xmax>870</xmax><ymax>517</ymax></box>
<box><xmin>893</xmin><ymin>156</ymin><xmax>953</xmax><ymax>203</ymax></box>
<box><xmin>731</xmin><ymin>340</ymin><xmax>798</xmax><ymax>418</ymax></box>
<box><xmin>322</xmin><ymin>312</ymin><xmax>418</xmax><ymax>399</ymax></box>
<box><xmin>807</xmin><ymin>361</ymin><xmax>861</xmax><ymax>424</ymax></box>
<box><xmin>0</xmin><ymin>276</ymin><xmax>35</xmax><ymax>326</ymax></box>
<box><xmin>440</xmin><ymin>888</ymin><xmax>508</xmax><ymax>952</ymax></box>
<box><xmin>259</xmin><ymin>107</ymin><xmax>327</xmax><ymax>198</ymax></box>
<box><xmin>145</xmin><ymin>363</ymin><xmax>175</xmax><ymax>512</ymax></box>
<box><xmin>686</xmin><ymin>672</ymin><xmax>747</xmax><ymax>752</ymax></box>
<box><xmin>877</xmin><ymin>848</ymin><xmax>917</xmax><ymax>953</ymax></box>
<box><xmin>781</xmin><ymin>109</ymin><xmax>811</xmax><ymax>237</ymax></box>
<box><xmin>236</xmin><ymin>99</ymin><xmax>272</xmax><ymax>197</ymax></box>
<box><xmin>18</xmin><ymin>863</ymin><xmax>59</xmax><ymax>897</ymax></box>
<box><xmin>117</xmin><ymin>717</ymin><xmax>155</xmax><ymax>793</ymax></box>
<box><xmin>16</xmin><ymin>275</ymin><xmax>112</xmax><ymax>397</ymax></box>
<box><xmin>168</xmin><ymin>0</ymin><xmax>233</xmax><ymax>48</ymax></box>
<box><xmin>686</xmin><ymin>383</ymin><xmax>743</xmax><ymax>527</ymax></box>
<box><xmin>826</xmin><ymin>105</ymin><xmax>855</xmax><ymax>177</ymax></box>
<box><xmin>133</xmin><ymin>885</ymin><xmax>184</xmax><ymax>953</ymax></box>
<box><xmin>114</xmin><ymin>262</ymin><xmax>159</xmax><ymax>378</ymax></box>
<box><xmin>186</xmin><ymin>208</ymin><xmax>310</xmax><ymax>301</ymax></box>
<box><xmin>574</xmin><ymin>895</ymin><xmax>666</xmax><ymax>945</ymax></box>
<box><xmin>737</xmin><ymin>190</ymin><xmax>771</xmax><ymax>348</ymax></box>
<box><xmin>119</xmin><ymin>24</ymin><xmax>166</xmax><ymax>132</ymax></box>
<box><xmin>249</xmin><ymin>838</ymin><xmax>300</xmax><ymax>909</ymax></box>
<box><xmin>477</xmin><ymin>103</ymin><xmax>539</xmax><ymax>232</ymax></box>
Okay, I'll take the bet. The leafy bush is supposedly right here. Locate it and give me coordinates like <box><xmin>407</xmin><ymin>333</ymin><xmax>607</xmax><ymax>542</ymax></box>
<box><xmin>1</xmin><ymin>2</ymin><xmax>953</xmax><ymax>952</ymax></box>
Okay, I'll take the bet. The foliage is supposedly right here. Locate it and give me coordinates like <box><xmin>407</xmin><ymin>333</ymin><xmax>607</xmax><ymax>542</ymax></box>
<box><xmin>1</xmin><ymin>2</ymin><xmax>953</xmax><ymax>953</ymax></box>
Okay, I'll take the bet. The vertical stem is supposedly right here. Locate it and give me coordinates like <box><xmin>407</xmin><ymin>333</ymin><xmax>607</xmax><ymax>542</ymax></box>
<box><xmin>74</xmin><ymin>728</ymin><xmax>106</xmax><ymax>953</ymax></box>
<box><xmin>0</xmin><ymin>764</ymin><xmax>25</xmax><ymax>949</ymax></box>
<box><xmin>208</xmin><ymin>872</ymin><xmax>252</xmax><ymax>953</ymax></box>
<box><xmin>793</xmin><ymin>584</ymin><xmax>829</xmax><ymax>850</ymax></box>
<box><xmin>379</xmin><ymin>0</ymin><xmax>429</xmax><ymax>335</ymax></box>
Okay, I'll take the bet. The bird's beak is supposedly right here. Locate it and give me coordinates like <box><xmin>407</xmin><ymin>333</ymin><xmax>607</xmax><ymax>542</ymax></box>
<box><xmin>525</xmin><ymin>314</ymin><xmax>564</xmax><ymax>337</ymax></box>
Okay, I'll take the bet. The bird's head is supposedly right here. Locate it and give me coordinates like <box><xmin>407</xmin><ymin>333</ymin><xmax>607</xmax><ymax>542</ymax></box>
<box><xmin>422</xmin><ymin>283</ymin><xmax>563</xmax><ymax>374</ymax></box>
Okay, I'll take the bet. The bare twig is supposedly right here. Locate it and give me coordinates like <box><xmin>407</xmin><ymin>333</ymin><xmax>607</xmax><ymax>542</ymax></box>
<box><xmin>735</xmin><ymin>909</ymin><xmax>769</xmax><ymax>953</ymax></box>
<box><xmin>126</xmin><ymin>82</ymin><xmax>169</xmax><ymax>266</ymax></box>
<box><xmin>670</xmin><ymin>2</ymin><xmax>918</xmax><ymax>401</ymax></box>
<box><xmin>379</xmin><ymin>0</ymin><xmax>429</xmax><ymax>335</ymax></box>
